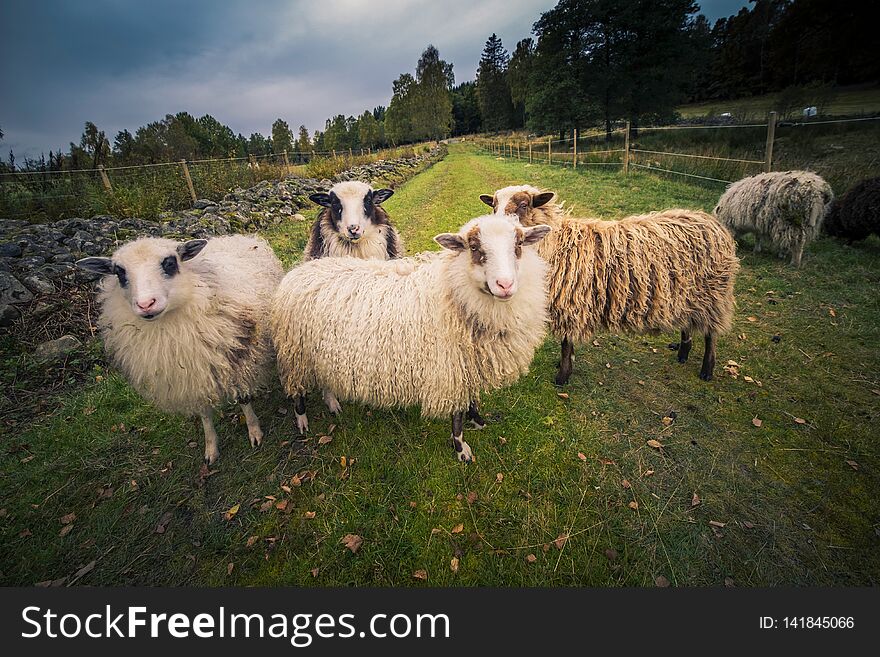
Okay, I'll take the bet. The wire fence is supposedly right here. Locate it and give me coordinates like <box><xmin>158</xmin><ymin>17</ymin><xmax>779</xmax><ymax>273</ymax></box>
<box><xmin>0</xmin><ymin>143</ymin><xmax>434</xmax><ymax>222</ymax></box>
<box><xmin>477</xmin><ymin>113</ymin><xmax>880</xmax><ymax>190</ymax></box>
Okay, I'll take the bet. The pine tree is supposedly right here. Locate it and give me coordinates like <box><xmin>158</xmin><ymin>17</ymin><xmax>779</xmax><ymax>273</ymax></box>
<box><xmin>271</xmin><ymin>119</ymin><xmax>293</xmax><ymax>154</ymax></box>
<box><xmin>476</xmin><ymin>34</ymin><xmax>514</xmax><ymax>132</ymax></box>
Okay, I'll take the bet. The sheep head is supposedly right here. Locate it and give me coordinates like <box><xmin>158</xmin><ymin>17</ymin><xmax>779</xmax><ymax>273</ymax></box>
<box><xmin>309</xmin><ymin>181</ymin><xmax>394</xmax><ymax>242</ymax></box>
<box><xmin>77</xmin><ymin>238</ymin><xmax>207</xmax><ymax>320</ymax></box>
<box><xmin>434</xmin><ymin>214</ymin><xmax>549</xmax><ymax>300</ymax></box>
<box><xmin>480</xmin><ymin>185</ymin><xmax>556</xmax><ymax>227</ymax></box>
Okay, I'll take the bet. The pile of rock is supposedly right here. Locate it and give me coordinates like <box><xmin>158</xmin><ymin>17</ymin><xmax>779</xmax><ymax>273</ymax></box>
<box><xmin>0</xmin><ymin>146</ymin><xmax>445</xmax><ymax>329</ymax></box>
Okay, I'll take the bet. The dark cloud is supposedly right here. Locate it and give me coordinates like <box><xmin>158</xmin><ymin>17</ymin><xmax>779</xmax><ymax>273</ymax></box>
<box><xmin>1</xmin><ymin>0</ymin><xmax>747</xmax><ymax>159</ymax></box>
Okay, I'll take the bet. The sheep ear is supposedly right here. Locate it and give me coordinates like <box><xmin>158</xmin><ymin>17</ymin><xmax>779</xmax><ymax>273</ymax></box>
<box><xmin>434</xmin><ymin>233</ymin><xmax>466</xmax><ymax>252</ymax></box>
<box><xmin>522</xmin><ymin>224</ymin><xmax>551</xmax><ymax>245</ymax></box>
<box><xmin>177</xmin><ymin>239</ymin><xmax>208</xmax><ymax>261</ymax></box>
<box><xmin>479</xmin><ymin>194</ymin><xmax>495</xmax><ymax>207</ymax></box>
<box><xmin>309</xmin><ymin>192</ymin><xmax>332</xmax><ymax>207</ymax></box>
<box><xmin>532</xmin><ymin>192</ymin><xmax>555</xmax><ymax>208</ymax></box>
<box><xmin>372</xmin><ymin>188</ymin><xmax>394</xmax><ymax>204</ymax></box>
<box><xmin>76</xmin><ymin>257</ymin><xmax>115</xmax><ymax>274</ymax></box>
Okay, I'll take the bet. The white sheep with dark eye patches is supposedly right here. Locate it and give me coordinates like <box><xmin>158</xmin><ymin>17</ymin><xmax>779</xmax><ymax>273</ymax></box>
<box><xmin>270</xmin><ymin>214</ymin><xmax>551</xmax><ymax>463</ymax></box>
<box><xmin>305</xmin><ymin>181</ymin><xmax>403</xmax><ymax>261</ymax></box>
<box><xmin>76</xmin><ymin>235</ymin><xmax>284</xmax><ymax>466</ymax></box>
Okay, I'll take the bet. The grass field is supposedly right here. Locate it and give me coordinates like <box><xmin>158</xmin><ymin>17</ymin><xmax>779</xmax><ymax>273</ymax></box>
<box><xmin>2</xmin><ymin>144</ymin><xmax>879</xmax><ymax>587</ymax></box>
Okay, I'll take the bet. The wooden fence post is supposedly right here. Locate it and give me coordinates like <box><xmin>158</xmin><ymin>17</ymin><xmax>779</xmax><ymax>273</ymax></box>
<box><xmin>248</xmin><ymin>154</ymin><xmax>258</xmax><ymax>182</ymax></box>
<box><xmin>349</xmin><ymin>147</ymin><xmax>353</xmax><ymax>159</ymax></box>
<box><xmin>623</xmin><ymin>121</ymin><xmax>631</xmax><ymax>175</ymax></box>
<box><xmin>98</xmin><ymin>165</ymin><xmax>112</xmax><ymax>192</ymax></box>
<box><xmin>573</xmin><ymin>128</ymin><xmax>578</xmax><ymax>169</ymax></box>
<box><xmin>180</xmin><ymin>160</ymin><xmax>197</xmax><ymax>202</ymax></box>
<box><xmin>282</xmin><ymin>150</ymin><xmax>291</xmax><ymax>175</ymax></box>
<box><xmin>548</xmin><ymin>136</ymin><xmax>552</xmax><ymax>164</ymax></box>
<box><xmin>311</xmin><ymin>150</ymin><xmax>316</xmax><ymax>162</ymax></box>
<box><xmin>529</xmin><ymin>141</ymin><xmax>532</xmax><ymax>163</ymax></box>
<box><xmin>764</xmin><ymin>111</ymin><xmax>777</xmax><ymax>173</ymax></box>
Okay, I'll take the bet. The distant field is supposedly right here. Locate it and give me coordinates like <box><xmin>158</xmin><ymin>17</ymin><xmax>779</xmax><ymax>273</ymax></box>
<box><xmin>3</xmin><ymin>145</ymin><xmax>878</xmax><ymax>587</ymax></box>
<box><xmin>678</xmin><ymin>84</ymin><xmax>880</xmax><ymax>120</ymax></box>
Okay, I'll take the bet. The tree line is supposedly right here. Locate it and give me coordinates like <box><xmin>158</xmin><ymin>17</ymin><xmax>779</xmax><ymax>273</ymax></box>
<box><xmin>3</xmin><ymin>0</ymin><xmax>875</xmax><ymax>172</ymax></box>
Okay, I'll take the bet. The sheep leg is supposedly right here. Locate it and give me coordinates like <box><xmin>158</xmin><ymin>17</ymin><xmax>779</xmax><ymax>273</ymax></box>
<box><xmin>294</xmin><ymin>394</ymin><xmax>309</xmax><ymax>434</ymax></box>
<box><xmin>322</xmin><ymin>389</ymin><xmax>342</xmax><ymax>415</ymax></box>
<box><xmin>555</xmin><ymin>337</ymin><xmax>574</xmax><ymax>385</ymax></box>
<box><xmin>240</xmin><ymin>401</ymin><xmax>263</xmax><ymax>448</ymax></box>
<box><xmin>467</xmin><ymin>401</ymin><xmax>486</xmax><ymax>429</ymax></box>
<box><xmin>699</xmin><ymin>332</ymin><xmax>716</xmax><ymax>381</ymax></box>
<box><xmin>451</xmin><ymin>410</ymin><xmax>473</xmax><ymax>463</ymax></box>
<box><xmin>200</xmin><ymin>410</ymin><xmax>220</xmax><ymax>465</ymax></box>
<box><xmin>790</xmin><ymin>237</ymin><xmax>804</xmax><ymax>268</ymax></box>
<box><xmin>677</xmin><ymin>330</ymin><xmax>693</xmax><ymax>363</ymax></box>
<box><xmin>753</xmin><ymin>236</ymin><xmax>763</xmax><ymax>253</ymax></box>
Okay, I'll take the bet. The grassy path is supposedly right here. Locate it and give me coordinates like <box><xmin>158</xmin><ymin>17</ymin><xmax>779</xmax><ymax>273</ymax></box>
<box><xmin>2</xmin><ymin>145</ymin><xmax>878</xmax><ymax>586</ymax></box>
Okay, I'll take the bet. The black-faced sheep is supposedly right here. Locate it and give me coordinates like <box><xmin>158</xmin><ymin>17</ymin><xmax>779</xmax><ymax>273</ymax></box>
<box><xmin>483</xmin><ymin>185</ymin><xmax>739</xmax><ymax>385</ymax></box>
<box><xmin>76</xmin><ymin>235</ymin><xmax>283</xmax><ymax>465</ymax></box>
<box><xmin>270</xmin><ymin>215</ymin><xmax>551</xmax><ymax>463</ymax></box>
<box><xmin>306</xmin><ymin>181</ymin><xmax>402</xmax><ymax>261</ymax></box>
<box><xmin>304</xmin><ymin>180</ymin><xmax>406</xmax><ymax>419</ymax></box>
<box><xmin>824</xmin><ymin>177</ymin><xmax>880</xmax><ymax>243</ymax></box>
<box><xmin>713</xmin><ymin>170</ymin><xmax>834</xmax><ymax>267</ymax></box>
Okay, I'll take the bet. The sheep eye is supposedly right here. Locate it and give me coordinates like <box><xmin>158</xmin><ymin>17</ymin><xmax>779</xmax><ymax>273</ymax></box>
<box><xmin>161</xmin><ymin>255</ymin><xmax>179</xmax><ymax>277</ymax></box>
<box><xmin>115</xmin><ymin>266</ymin><xmax>128</xmax><ymax>287</ymax></box>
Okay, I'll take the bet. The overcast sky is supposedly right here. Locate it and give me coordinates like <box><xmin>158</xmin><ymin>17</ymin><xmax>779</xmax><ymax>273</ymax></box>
<box><xmin>0</xmin><ymin>0</ymin><xmax>748</xmax><ymax>160</ymax></box>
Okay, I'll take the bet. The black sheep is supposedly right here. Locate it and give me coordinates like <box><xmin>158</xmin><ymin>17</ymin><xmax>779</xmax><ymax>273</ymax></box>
<box><xmin>824</xmin><ymin>177</ymin><xmax>880</xmax><ymax>242</ymax></box>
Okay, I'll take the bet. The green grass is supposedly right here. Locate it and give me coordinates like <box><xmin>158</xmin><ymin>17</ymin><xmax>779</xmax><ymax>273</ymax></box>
<box><xmin>2</xmin><ymin>144</ymin><xmax>879</xmax><ymax>587</ymax></box>
<box><xmin>678</xmin><ymin>83</ymin><xmax>880</xmax><ymax>120</ymax></box>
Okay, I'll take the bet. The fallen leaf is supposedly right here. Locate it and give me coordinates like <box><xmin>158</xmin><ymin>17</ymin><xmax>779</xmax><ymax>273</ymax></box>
<box><xmin>742</xmin><ymin>521</ymin><xmax>755</xmax><ymax>529</ymax></box>
<box><xmin>467</xmin><ymin>491</ymin><xmax>477</xmax><ymax>505</ymax></box>
<box><xmin>259</xmin><ymin>500</ymin><xmax>273</xmax><ymax>512</ymax></box>
<box><xmin>82</xmin><ymin>406</ymin><xmax>96</xmax><ymax>416</ymax></box>
<box><xmin>340</xmin><ymin>455</ymin><xmax>347</xmax><ymax>468</ymax></box>
<box><xmin>622</xmin><ymin>479</ymin><xmax>631</xmax><ymax>489</ymax></box>
<box><xmin>72</xmin><ymin>560</ymin><xmax>96</xmax><ymax>581</ymax></box>
<box><xmin>557</xmin><ymin>392</ymin><xmax>569</xmax><ymax>399</ymax></box>
<box><xmin>794</xmin><ymin>417</ymin><xmax>807</xmax><ymax>425</ymax></box>
<box><xmin>0</xmin><ymin>508</ymin><xmax>6</xmax><ymax>518</ymax></box>
<box><xmin>224</xmin><ymin>503</ymin><xmax>241</xmax><ymax>521</ymax></box>
<box><xmin>655</xmin><ymin>575</ymin><xmax>670</xmax><ymax>588</ymax></box>
<box><xmin>290</xmin><ymin>475</ymin><xmax>302</xmax><ymax>487</ymax></box>
<box><xmin>661</xmin><ymin>416</ymin><xmax>674</xmax><ymax>426</ymax></box>
<box><xmin>525</xmin><ymin>554</ymin><xmax>537</xmax><ymax>563</ymax></box>
<box><xmin>275</xmin><ymin>500</ymin><xmax>290</xmax><ymax>513</ymax></box>
<box><xmin>59</xmin><ymin>524</ymin><xmax>74</xmax><ymax>537</ymax></box>
<box><xmin>412</xmin><ymin>569</ymin><xmax>428</xmax><ymax>581</ymax></box>
<box><xmin>746</xmin><ymin>316</ymin><xmax>758</xmax><ymax>322</ymax></box>
<box><xmin>155</xmin><ymin>511</ymin><xmax>173</xmax><ymax>534</ymax></box>
<box><xmin>577</xmin><ymin>452</ymin><xmax>587</xmax><ymax>461</ymax></box>
<box><xmin>310</xmin><ymin>568</ymin><xmax>319</xmax><ymax>577</ymax></box>
<box><xmin>246</xmin><ymin>536</ymin><xmax>259</xmax><ymax>548</ymax></box>
<box><xmin>451</xmin><ymin>523</ymin><xmax>464</xmax><ymax>534</ymax></box>
<box><xmin>227</xmin><ymin>563</ymin><xmax>234</xmax><ymax>575</ymax></box>
<box><xmin>495</xmin><ymin>473</ymin><xmax>504</xmax><ymax>483</ymax></box>
<box><xmin>828</xmin><ymin>307</ymin><xmax>836</xmax><ymax>317</ymax></box>
<box><xmin>341</xmin><ymin>534</ymin><xmax>363</xmax><ymax>553</ymax></box>
<box><xmin>752</xmin><ymin>417</ymin><xmax>763</xmax><ymax>428</ymax></box>
<box><xmin>691</xmin><ymin>492</ymin><xmax>701</xmax><ymax>507</ymax></box>
<box><xmin>643</xmin><ymin>469</ymin><xmax>654</xmax><ymax>477</ymax></box>
<box><xmin>845</xmin><ymin>460</ymin><xmax>859</xmax><ymax>471</ymax></box>
<box><xmin>499</xmin><ymin>436</ymin><xmax>507</xmax><ymax>445</ymax></box>
<box><xmin>20</xmin><ymin>455</ymin><xmax>35</xmax><ymax>463</ymax></box>
<box><xmin>303</xmin><ymin>511</ymin><xmax>316</xmax><ymax>519</ymax></box>
<box><xmin>450</xmin><ymin>557</ymin><xmax>459</xmax><ymax>573</ymax></box>
<box><xmin>318</xmin><ymin>435</ymin><xmax>332</xmax><ymax>445</ymax></box>
<box><xmin>709</xmin><ymin>520</ymin><xmax>726</xmax><ymax>528</ymax></box>
<box><xmin>724</xmin><ymin>577</ymin><xmax>735</xmax><ymax>587</ymax></box>
<box><xmin>647</xmin><ymin>439</ymin><xmax>664</xmax><ymax>450</ymax></box>
<box><xmin>554</xmin><ymin>534</ymin><xmax>567</xmax><ymax>550</ymax></box>
<box><xmin>628</xmin><ymin>501</ymin><xmax>639</xmax><ymax>510</ymax></box>
<box><xmin>60</xmin><ymin>512</ymin><xmax>76</xmax><ymax>525</ymax></box>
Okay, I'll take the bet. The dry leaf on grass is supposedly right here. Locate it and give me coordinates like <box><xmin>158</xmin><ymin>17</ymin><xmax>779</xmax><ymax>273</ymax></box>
<box><xmin>467</xmin><ymin>491</ymin><xmax>477</xmax><ymax>504</ymax></box>
<box><xmin>59</xmin><ymin>524</ymin><xmax>74</xmax><ymax>537</ymax></box>
<box><xmin>742</xmin><ymin>521</ymin><xmax>755</xmax><ymax>529</ymax></box>
<box><xmin>224</xmin><ymin>503</ymin><xmax>240</xmax><ymax>521</ymax></box>
<box><xmin>525</xmin><ymin>554</ymin><xmax>537</xmax><ymax>564</ymax></box>
<box><xmin>304</xmin><ymin>511</ymin><xmax>316</xmax><ymax>519</ymax></box>
<box><xmin>60</xmin><ymin>513</ymin><xmax>76</xmax><ymax>525</ymax></box>
<box><xmin>845</xmin><ymin>460</ymin><xmax>859</xmax><ymax>471</ymax></box>
<box><xmin>655</xmin><ymin>575</ymin><xmax>670</xmax><ymax>587</ymax></box>
<box><xmin>794</xmin><ymin>417</ymin><xmax>807</xmax><ymax>425</ymax></box>
<box><xmin>317</xmin><ymin>435</ymin><xmax>332</xmax><ymax>445</ymax></box>
<box><xmin>495</xmin><ymin>473</ymin><xmax>504</xmax><ymax>483</ymax></box>
<box><xmin>628</xmin><ymin>501</ymin><xmax>639</xmax><ymax>510</ymax></box>
<box><xmin>557</xmin><ymin>392</ymin><xmax>569</xmax><ymax>399</ymax></box>
<box><xmin>691</xmin><ymin>493</ymin><xmax>701</xmax><ymax>507</ymax></box>
<box><xmin>647</xmin><ymin>439</ymin><xmax>664</xmax><ymax>450</ymax></box>
<box><xmin>155</xmin><ymin>511</ymin><xmax>173</xmax><ymax>534</ymax></box>
<box><xmin>227</xmin><ymin>563</ymin><xmax>234</xmax><ymax>576</ymax></box>
<box><xmin>412</xmin><ymin>569</ymin><xmax>428</xmax><ymax>581</ymax></box>
<box><xmin>72</xmin><ymin>560</ymin><xmax>96</xmax><ymax>581</ymax></box>
<box><xmin>246</xmin><ymin>536</ymin><xmax>259</xmax><ymax>548</ymax></box>
<box><xmin>554</xmin><ymin>534</ymin><xmax>567</xmax><ymax>550</ymax></box>
<box><xmin>310</xmin><ymin>568</ymin><xmax>319</xmax><ymax>577</ymax></box>
<box><xmin>451</xmin><ymin>523</ymin><xmax>464</xmax><ymax>534</ymax></box>
<box><xmin>709</xmin><ymin>520</ymin><xmax>726</xmax><ymax>528</ymax></box>
<box><xmin>751</xmin><ymin>417</ymin><xmax>763</xmax><ymax>428</ymax></box>
<box><xmin>622</xmin><ymin>479</ymin><xmax>631</xmax><ymax>489</ymax></box>
<box><xmin>450</xmin><ymin>557</ymin><xmax>459</xmax><ymax>573</ymax></box>
<box><xmin>275</xmin><ymin>500</ymin><xmax>290</xmax><ymax>513</ymax></box>
<box><xmin>577</xmin><ymin>452</ymin><xmax>587</xmax><ymax>461</ymax></box>
<box><xmin>341</xmin><ymin>534</ymin><xmax>363</xmax><ymax>553</ymax></box>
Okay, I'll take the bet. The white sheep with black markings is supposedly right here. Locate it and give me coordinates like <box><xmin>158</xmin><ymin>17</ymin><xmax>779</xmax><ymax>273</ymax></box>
<box><xmin>76</xmin><ymin>235</ymin><xmax>283</xmax><ymax>465</ymax></box>
<box><xmin>713</xmin><ymin>170</ymin><xmax>834</xmax><ymax>267</ymax></box>
<box><xmin>270</xmin><ymin>214</ymin><xmax>551</xmax><ymax>462</ymax></box>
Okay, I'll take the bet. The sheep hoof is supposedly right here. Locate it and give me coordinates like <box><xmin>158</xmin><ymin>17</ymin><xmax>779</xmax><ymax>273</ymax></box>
<box><xmin>204</xmin><ymin>451</ymin><xmax>219</xmax><ymax>466</ymax></box>
<box><xmin>699</xmin><ymin>371</ymin><xmax>713</xmax><ymax>382</ymax></box>
<box><xmin>469</xmin><ymin>418</ymin><xmax>486</xmax><ymax>430</ymax></box>
<box><xmin>677</xmin><ymin>355</ymin><xmax>689</xmax><ymax>364</ymax></box>
<box><xmin>454</xmin><ymin>438</ymin><xmax>474</xmax><ymax>463</ymax></box>
<box><xmin>554</xmin><ymin>372</ymin><xmax>571</xmax><ymax>386</ymax></box>
<box><xmin>248</xmin><ymin>428</ymin><xmax>263</xmax><ymax>448</ymax></box>
<box><xmin>295</xmin><ymin>412</ymin><xmax>309</xmax><ymax>434</ymax></box>
<box><xmin>323</xmin><ymin>390</ymin><xmax>342</xmax><ymax>415</ymax></box>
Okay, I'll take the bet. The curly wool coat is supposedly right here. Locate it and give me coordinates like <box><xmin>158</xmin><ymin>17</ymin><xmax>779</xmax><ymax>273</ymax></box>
<box><xmin>713</xmin><ymin>170</ymin><xmax>833</xmax><ymax>266</ymax></box>
<box><xmin>824</xmin><ymin>176</ymin><xmax>880</xmax><ymax>242</ymax></box>
<box><xmin>270</xmin><ymin>238</ymin><xmax>549</xmax><ymax>419</ymax></box>
<box><xmin>96</xmin><ymin>235</ymin><xmax>283</xmax><ymax>416</ymax></box>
